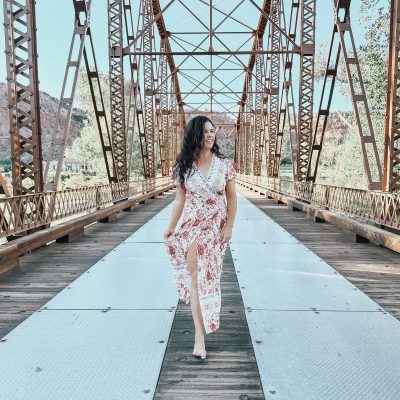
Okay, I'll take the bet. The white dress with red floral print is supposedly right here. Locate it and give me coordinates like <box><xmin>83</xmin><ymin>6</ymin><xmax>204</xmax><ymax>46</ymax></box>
<box><xmin>164</xmin><ymin>154</ymin><xmax>239</xmax><ymax>334</ymax></box>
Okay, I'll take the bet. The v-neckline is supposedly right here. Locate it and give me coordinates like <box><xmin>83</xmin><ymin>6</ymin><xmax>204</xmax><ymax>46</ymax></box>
<box><xmin>194</xmin><ymin>153</ymin><xmax>215</xmax><ymax>181</ymax></box>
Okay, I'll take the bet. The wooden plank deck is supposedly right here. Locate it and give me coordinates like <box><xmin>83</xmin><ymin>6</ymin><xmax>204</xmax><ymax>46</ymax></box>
<box><xmin>237</xmin><ymin>183</ymin><xmax>400</xmax><ymax>321</ymax></box>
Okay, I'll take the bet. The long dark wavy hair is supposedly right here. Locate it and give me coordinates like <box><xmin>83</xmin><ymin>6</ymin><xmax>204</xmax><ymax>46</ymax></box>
<box><xmin>173</xmin><ymin>115</ymin><xmax>227</xmax><ymax>188</ymax></box>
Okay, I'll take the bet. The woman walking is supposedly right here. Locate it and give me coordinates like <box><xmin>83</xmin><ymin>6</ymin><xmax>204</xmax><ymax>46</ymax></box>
<box><xmin>163</xmin><ymin>115</ymin><xmax>238</xmax><ymax>360</ymax></box>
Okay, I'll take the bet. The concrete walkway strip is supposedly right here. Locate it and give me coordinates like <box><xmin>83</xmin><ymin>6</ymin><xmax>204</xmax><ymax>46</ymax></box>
<box><xmin>230</xmin><ymin>192</ymin><xmax>400</xmax><ymax>400</ymax></box>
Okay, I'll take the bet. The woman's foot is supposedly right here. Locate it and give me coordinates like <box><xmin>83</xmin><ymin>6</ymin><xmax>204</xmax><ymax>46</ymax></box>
<box><xmin>193</xmin><ymin>332</ymin><xmax>207</xmax><ymax>359</ymax></box>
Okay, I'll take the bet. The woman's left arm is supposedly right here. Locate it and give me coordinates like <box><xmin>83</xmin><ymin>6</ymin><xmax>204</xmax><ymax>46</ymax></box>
<box><xmin>221</xmin><ymin>180</ymin><xmax>237</xmax><ymax>244</ymax></box>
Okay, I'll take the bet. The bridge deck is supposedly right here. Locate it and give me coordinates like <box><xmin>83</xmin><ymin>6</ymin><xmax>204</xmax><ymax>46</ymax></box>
<box><xmin>0</xmin><ymin>183</ymin><xmax>399</xmax><ymax>399</ymax></box>
<box><xmin>244</xmin><ymin>187</ymin><xmax>400</xmax><ymax>320</ymax></box>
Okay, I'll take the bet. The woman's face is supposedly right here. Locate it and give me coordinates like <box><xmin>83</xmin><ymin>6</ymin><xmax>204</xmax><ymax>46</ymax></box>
<box><xmin>202</xmin><ymin>120</ymin><xmax>216</xmax><ymax>150</ymax></box>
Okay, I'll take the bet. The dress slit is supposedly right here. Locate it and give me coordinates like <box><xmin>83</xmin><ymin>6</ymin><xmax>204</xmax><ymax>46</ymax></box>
<box><xmin>185</xmin><ymin>234</ymin><xmax>207</xmax><ymax>331</ymax></box>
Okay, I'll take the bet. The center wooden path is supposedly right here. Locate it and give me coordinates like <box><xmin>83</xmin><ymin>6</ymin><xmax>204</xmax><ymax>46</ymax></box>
<box><xmin>154</xmin><ymin>247</ymin><xmax>263</xmax><ymax>400</ymax></box>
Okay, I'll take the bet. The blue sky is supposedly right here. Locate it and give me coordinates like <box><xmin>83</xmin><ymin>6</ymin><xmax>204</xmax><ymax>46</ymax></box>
<box><xmin>0</xmin><ymin>0</ymin><xmax>373</xmax><ymax>112</ymax></box>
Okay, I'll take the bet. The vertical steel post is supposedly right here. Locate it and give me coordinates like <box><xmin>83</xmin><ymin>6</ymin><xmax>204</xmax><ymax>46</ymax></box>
<box><xmin>142</xmin><ymin>0</ymin><xmax>156</xmax><ymax>177</ymax></box>
<box><xmin>297</xmin><ymin>0</ymin><xmax>316</xmax><ymax>181</ymax></box>
<box><xmin>108</xmin><ymin>0</ymin><xmax>127</xmax><ymax>182</ymax></box>
<box><xmin>267</xmin><ymin>0</ymin><xmax>281</xmax><ymax>177</ymax></box>
<box><xmin>3</xmin><ymin>0</ymin><xmax>43</xmax><ymax>195</ymax></box>
<box><xmin>383</xmin><ymin>0</ymin><xmax>400</xmax><ymax>191</ymax></box>
<box><xmin>253</xmin><ymin>35</ymin><xmax>265</xmax><ymax>176</ymax></box>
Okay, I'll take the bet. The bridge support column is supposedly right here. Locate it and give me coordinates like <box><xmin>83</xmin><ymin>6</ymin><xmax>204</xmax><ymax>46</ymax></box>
<box><xmin>56</xmin><ymin>228</ymin><xmax>85</xmax><ymax>243</ymax></box>
<box><xmin>342</xmin><ymin>231</ymin><xmax>370</xmax><ymax>244</ymax></box>
<box><xmin>123</xmin><ymin>204</ymin><xmax>138</xmax><ymax>212</ymax></box>
<box><xmin>0</xmin><ymin>254</ymin><xmax>19</xmax><ymax>278</ymax></box>
<box><xmin>99</xmin><ymin>214</ymin><xmax>119</xmax><ymax>223</ymax></box>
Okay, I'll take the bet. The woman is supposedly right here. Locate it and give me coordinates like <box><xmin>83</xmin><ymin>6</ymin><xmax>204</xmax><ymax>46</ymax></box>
<box><xmin>163</xmin><ymin>115</ymin><xmax>238</xmax><ymax>360</ymax></box>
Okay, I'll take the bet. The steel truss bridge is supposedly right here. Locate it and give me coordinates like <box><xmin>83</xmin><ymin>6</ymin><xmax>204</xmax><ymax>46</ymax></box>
<box><xmin>1</xmin><ymin>1</ymin><xmax>400</xmax><ymax>398</ymax></box>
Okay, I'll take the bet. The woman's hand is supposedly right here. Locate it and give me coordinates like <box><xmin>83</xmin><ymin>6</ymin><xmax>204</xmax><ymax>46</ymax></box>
<box><xmin>221</xmin><ymin>225</ymin><xmax>233</xmax><ymax>244</ymax></box>
<box><xmin>163</xmin><ymin>226</ymin><xmax>175</xmax><ymax>241</ymax></box>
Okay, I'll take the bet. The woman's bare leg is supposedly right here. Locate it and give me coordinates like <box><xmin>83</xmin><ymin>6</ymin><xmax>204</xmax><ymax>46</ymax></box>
<box><xmin>186</xmin><ymin>240</ymin><xmax>206</xmax><ymax>358</ymax></box>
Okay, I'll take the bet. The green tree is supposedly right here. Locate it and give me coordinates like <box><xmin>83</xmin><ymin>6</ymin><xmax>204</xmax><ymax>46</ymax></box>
<box><xmin>315</xmin><ymin>0</ymin><xmax>390</xmax><ymax>188</ymax></box>
<box><xmin>65</xmin><ymin>68</ymin><xmax>145</xmax><ymax>185</ymax></box>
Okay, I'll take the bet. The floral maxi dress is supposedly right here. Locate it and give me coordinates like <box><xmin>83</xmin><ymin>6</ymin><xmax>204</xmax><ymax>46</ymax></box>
<box><xmin>164</xmin><ymin>154</ymin><xmax>239</xmax><ymax>334</ymax></box>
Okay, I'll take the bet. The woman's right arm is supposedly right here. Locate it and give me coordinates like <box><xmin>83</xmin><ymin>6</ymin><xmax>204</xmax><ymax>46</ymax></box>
<box><xmin>164</xmin><ymin>186</ymin><xmax>186</xmax><ymax>239</ymax></box>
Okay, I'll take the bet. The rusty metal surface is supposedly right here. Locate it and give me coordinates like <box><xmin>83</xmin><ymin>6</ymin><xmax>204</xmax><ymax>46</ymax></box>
<box><xmin>253</xmin><ymin>36</ymin><xmax>266</xmax><ymax>176</ymax></box>
<box><xmin>108</xmin><ymin>0</ymin><xmax>127</xmax><ymax>182</ymax></box>
<box><xmin>3</xmin><ymin>0</ymin><xmax>43</xmax><ymax>195</ymax></box>
<box><xmin>383</xmin><ymin>0</ymin><xmax>400</xmax><ymax>192</ymax></box>
<box><xmin>267</xmin><ymin>0</ymin><xmax>281</xmax><ymax>177</ymax></box>
<box><xmin>277</xmin><ymin>0</ymin><xmax>300</xmax><ymax>178</ymax></box>
<box><xmin>142</xmin><ymin>0</ymin><xmax>156</xmax><ymax>178</ymax></box>
<box><xmin>297</xmin><ymin>0</ymin><xmax>316</xmax><ymax>182</ymax></box>
<box><xmin>157</xmin><ymin>38</ymin><xmax>170</xmax><ymax>176</ymax></box>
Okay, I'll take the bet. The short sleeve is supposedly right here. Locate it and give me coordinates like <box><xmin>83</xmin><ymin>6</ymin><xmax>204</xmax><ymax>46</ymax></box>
<box><xmin>171</xmin><ymin>166</ymin><xmax>181</xmax><ymax>187</ymax></box>
<box><xmin>226</xmin><ymin>158</ymin><xmax>239</xmax><ymax>181</ymax></box>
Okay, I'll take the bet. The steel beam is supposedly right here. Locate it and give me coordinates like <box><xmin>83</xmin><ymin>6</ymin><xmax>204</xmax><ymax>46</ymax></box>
<box><xmin>297</xmin><ymin>0</ymin><xmax>316</xmax><ymax>181</ymax></box>
<box><xmin>245</xmin><ymin>73</ymin><xmax>253</xmax><ymax>175</ymax></box>
<box><xmin>267</xmin><ymin>0</ymin><xmax>281</xmax><ymax>177</ymax></box>
<box><xmin>3</xmin><ymin>0</ymin><xmax>43</xmax><ymax>195</ymax></box>
<box><xmin>383</xmin><ymin>0</ymin><xmax>400</xmax><ymax>192</ymax></box>
<box><xmin>142</xmin><ymin>0</ymin><xmax>156</xmax><ymax>178</ymax></box>
<box><xmin>158</xmin><ymin>38</ymin><xmax>169</xmax><ymax>176</ymax></box>
<box><xmin>253</xmin><ymin>36</ymin><xmax>266</xmax><ymax>176</ymax></box>
<box><xmin>108</xmin><ymin>0</ymin><xmax>127</xmax><ymax>182</ymax></box>
<box><xmin>275</xmin><ymin>0</ymin><xmax>300</xmax><ymax>178</ymax></box>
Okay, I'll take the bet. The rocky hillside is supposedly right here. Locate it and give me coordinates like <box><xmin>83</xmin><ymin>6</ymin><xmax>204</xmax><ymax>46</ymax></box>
<box><xmin>0</xmin><ymin>82</ymin><xmax>86</xmax><ymax>160</ymax></box>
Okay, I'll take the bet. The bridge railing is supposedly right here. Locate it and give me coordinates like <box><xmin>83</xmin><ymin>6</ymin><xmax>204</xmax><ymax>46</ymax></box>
<box><xmin>0</xmin><ymin>177</ymin><xmax>172</xmax><ymax>239</ymax></box>
<box><xmin>238</xmin><ymin>175</ymin><xmax>400</xmax><ymax>230</ymax></box>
